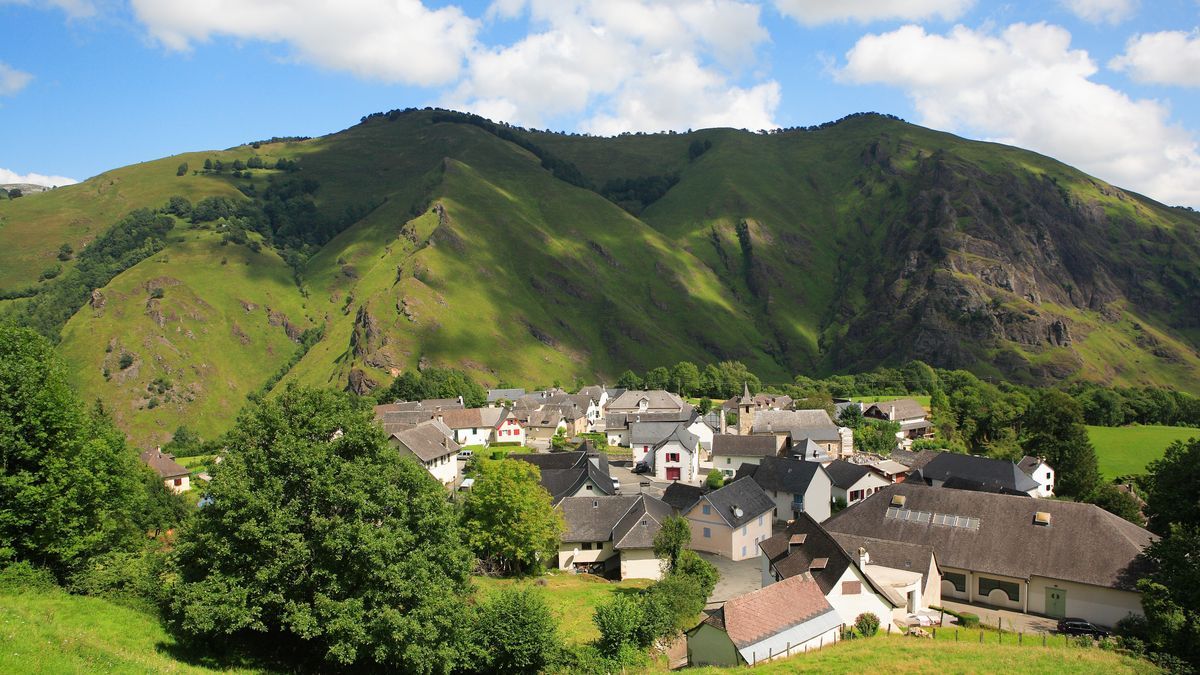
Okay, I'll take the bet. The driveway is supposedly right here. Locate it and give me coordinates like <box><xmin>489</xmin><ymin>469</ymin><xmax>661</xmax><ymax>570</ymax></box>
<box><xmin>938</xmin><ymin>599</ymin><xmax>1059</xmax><ymax>634</ymax></box>
<box><xmin>608</xmin><ymin>461</ymin><xmax>668</xmax><ymax>498</ymax></box>
<box><xmin>696</xmin><ymin>551</ymin><xmax>763</xmax><ymax>609</ymax></box>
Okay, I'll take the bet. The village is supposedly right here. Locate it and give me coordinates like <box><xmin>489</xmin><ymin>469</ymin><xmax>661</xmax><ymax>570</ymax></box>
<box><xmin>139</xmin><ymin>381</ymin><xmax>1157</xmax><ymax>669</ymax></box>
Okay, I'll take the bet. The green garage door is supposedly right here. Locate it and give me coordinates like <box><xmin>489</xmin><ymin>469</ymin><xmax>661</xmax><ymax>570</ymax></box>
<box><xmin>1045</xmin><ymin>588</ymin><xmax>1067</xmax><ymax>618</ymax></box>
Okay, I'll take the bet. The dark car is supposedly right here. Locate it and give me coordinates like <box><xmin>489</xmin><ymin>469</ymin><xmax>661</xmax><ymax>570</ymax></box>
<box><xmin>631</xmin><ymin>461</ymin><xmax>650</xmax><ymax>474</ymax></box>
<box><xmin>1057</xmin><ymin>618</ymin><xmax>1109</xmax><ymax>638</ymax></box>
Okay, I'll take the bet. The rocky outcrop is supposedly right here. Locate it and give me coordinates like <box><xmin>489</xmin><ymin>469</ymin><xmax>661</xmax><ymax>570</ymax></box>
<box><xmin>345</xmin><ymin>368</ymin><xmax>378</xmax><ymax>395</ymax></box>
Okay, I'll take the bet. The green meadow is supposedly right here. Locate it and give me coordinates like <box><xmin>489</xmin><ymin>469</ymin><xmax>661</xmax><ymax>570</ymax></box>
<box><xmin>1087</xmin><ymin>424</ymin><xmax>1200</xmax><ymax>478</ymax></box>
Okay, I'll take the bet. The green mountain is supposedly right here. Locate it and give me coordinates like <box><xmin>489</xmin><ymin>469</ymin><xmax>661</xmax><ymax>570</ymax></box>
<box><xmin>2</xmin><ymin>110</ymin><xmax>1198</xmax><ymax>445</ymax></box>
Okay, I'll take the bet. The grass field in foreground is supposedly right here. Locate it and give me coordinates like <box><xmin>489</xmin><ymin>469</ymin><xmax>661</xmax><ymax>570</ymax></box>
<box><xmin>1087</xmin><ymin>424</ymin><xmax>1199</xmax><ymax>478</ymax></box>
<box><xmin>0</xmin><ymin>589</ymin><xmax>259</xmax><ymax>674</ymax></box>
<box><xmin>688</xmin><ymin>632</ymin><xmax>1156</xmax><ymax>674</ymax></box>
<box><xmin>473</xmin><ymin>572</ymin><xmax>652</xmax><ymax>645</ymax></box>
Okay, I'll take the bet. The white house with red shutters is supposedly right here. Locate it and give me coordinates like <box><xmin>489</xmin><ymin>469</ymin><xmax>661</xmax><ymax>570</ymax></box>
<box><xmin>642</xmin><ymin>424</ymin><xmax>701</xmax><ymax>483</ymax></box>
<box><xmin>436</xmin><ymin>406</ymin><xmax>525</xmax><ymax>447</ymax></box>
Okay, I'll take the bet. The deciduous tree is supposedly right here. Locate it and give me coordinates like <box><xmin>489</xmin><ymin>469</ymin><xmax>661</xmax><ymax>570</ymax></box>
<box><xmin>462</xmin><ymin>459</ymin><xmax>563</xmax><ymax>575</ymax></box>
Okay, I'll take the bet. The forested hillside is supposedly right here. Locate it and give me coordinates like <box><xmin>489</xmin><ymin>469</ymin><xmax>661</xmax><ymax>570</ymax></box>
<box><xmin>2</xmin><ymin>109</ymin><xmax>1198</xmax><ymax>445</ymax></box>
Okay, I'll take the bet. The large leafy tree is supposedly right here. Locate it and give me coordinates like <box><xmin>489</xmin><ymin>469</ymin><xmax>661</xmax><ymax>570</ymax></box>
<box><xmin>375</xmin><ymin>366</ymin><xmax>487</xmax><ymax>407</ymax></box>
<box><xmin>653</xmin><ymin>515</ymin><xmax>691</xmax><ymax>573</ymax></box>
<box><xmin>1143</xmin><ymin>438</ymin><xmax>1200</xmax><ymax>535</ymax></box>
<box><xmin>462</xmin><ymin>459</ymin><xmax>563</xmax><ymax>575</ymax></box>
<box><xmin>1020</xmin><ymin>390</ymin><xmax>1099</xmax><ymax>498</ymax></box>
<box><xmin>470</xmin><ymin>587</ymin><xmax>559</xmax><ymax>674</ymax></box>
<box><xmin>165</xmin><ymin>386</ymin><xmax>473</xmax><ymax>672</ymax></box>
<box><xmin>670</xmin><ymin>361</ymin><xmax>701</xmax><ymax>397</ymax></box>
<box><xmin>0</xmin><ymin>327</ymin><xmax>157</xmax><ymax>579</ymax></box>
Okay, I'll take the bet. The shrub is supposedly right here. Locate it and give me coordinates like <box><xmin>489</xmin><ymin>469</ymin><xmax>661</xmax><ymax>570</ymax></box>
<box><xmin>176</xmin><ymin>162</ymin><xmax>188</xmax><ymax>176</ymax></box>
<box><xmin>0</xmin><ymin>562</ymin><xmax>58</xmax><ymax>592</ymax></box>
<box><xmin>705</xmin><ymin>469</ymin><xmax>725</xmax><ymax>490</ymax></box>
<box><xmin>471</xmin><ymin>587</ymin><xmax>559</xmax><ymax>674</ymax></box>
<box><xmin>593</xmin><ymin>595</ymin><xmax>643</xmax><ymax>655</ymax></box>
<box><xmin>676</xmin><ymin>549</ymin><xmax>719</xmax><ymax>599</ymax></box>
<box><xmin>1117</xmin><ymin>635</ymin><xmax>1146</xmax><ymax>656</ymax></box>
<box><xmin>118</xmin><ymin>353</ymin><xmax>134</xmax><ymax>369</ymax></box>
<box><xmin>958</xmin><ymin>612</ymin><xmax>980</xmax><ymax>628</ymax></box>
<box><xmin>855</xmin><ymin>612</ymin><xmax>881</xmax><ymax>637</ymax></box>
<box><xmin>1071</xmin><ymin>634</ymin><xmax>1094</xmax><ymax>648</ymax></box>
<box><xmin>57</xmin><ymin>243</ymin><xmax>73</xmax><ymax>261</ymax></box>
<box><xmin>39</xmin><ymin>264</ymin><xmax>62</xmax><ymax>281</ymax></box>
<box><xmin>149</xmin><ymin>287</ymin><xmax>164</xmax><ymax>299</ymax></box>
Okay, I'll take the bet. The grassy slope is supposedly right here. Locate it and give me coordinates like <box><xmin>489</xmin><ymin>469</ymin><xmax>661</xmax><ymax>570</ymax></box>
<box><xmin>473</xmin><ymin>573</ymin><xmax>652</xmax><ymax>645</ymax></box>
<box><xmin>1087</xmin><ymin>424</ymin><xmax>1200</xmax><ymax>478</ymax></box>
<box><xmin>0</xmin><ymin>589</ymin><xmax>258</xmax><ymax>674</ymax></box>
<box><xmin>686</xmin><ymin>633</ymin><xmax>1156</xmax><ymax>674</ymax></box>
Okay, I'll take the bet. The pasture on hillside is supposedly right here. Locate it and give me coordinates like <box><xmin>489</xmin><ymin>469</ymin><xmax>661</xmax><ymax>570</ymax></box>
<box><xmin>1087</xmin><ymin>424</ymin><xmax>1200</xmax><ymax>478</ymax></box>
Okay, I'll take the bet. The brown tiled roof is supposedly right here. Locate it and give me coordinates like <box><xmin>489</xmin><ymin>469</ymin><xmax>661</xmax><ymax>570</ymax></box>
<box><xmin>758</xmin><ymin>512</ymin><xmax>898</xmax><ymax>605</ymax></box>
<box><xmin>139</xmin><ymin>450</ymin><xmax>188</xmax><ymax>479</ymax></box>
<box><xmin>864</xmin><ymin>398</ymin><xmax>926</xmax><ymax>421</ymax></box>
<box><xmin>718</xmin><ymin>575</ymin><xmax>836</xmax><ymax>649</ymax></box>
<box><xmin>390</xmin><ymin>420</ymin><xmax>459</xmax><ymax>462</ymax></box>
<box><xmin>436</xmin><ymin>407</ymin><xmax>511</xmax><ymax>431</ymax></box>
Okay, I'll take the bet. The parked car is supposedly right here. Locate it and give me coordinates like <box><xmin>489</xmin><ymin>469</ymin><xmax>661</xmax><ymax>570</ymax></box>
<box><xmin>612</xmin><ymin>477</ymin><xmax>621</xmax><ymax>492</ymax></box>
<box><xmin>1057</xmin><ymin>618</ymin><xmax>1109</xmax><ymax>638</ymax></box>
<box><xmin>632</xmin><ymin>461</ymin><xmax>649</xmax><ymax>474</ymax></box>
<box><xmin>458</xmin><ymin>449</ymin><xmax>473</xmax><ymax>459</ymax></box>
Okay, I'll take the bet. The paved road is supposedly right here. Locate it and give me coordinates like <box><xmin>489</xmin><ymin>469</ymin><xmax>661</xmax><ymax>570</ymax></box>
<box><xmin>697</xmin><ymin>551</ymin><xmax>763</xmax><ymax>609</ymax></box>
<box><xmin>608</xmin><ymin>461</ymin><xmax>668</xmax><ymax>498</ymax></box>
<box><xmin>939</xmin><ymin>599</ymin><xmax>1059</xmax><ymax>634</ymax></box>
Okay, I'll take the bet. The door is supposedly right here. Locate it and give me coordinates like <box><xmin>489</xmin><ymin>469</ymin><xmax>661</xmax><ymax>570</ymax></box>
<box><xmin>1045</xmin><ymin>587</ymin><xmax>1067</xmax><ymax>618</ymax></box>
<box><xmin>666</xmin><ymin>467</ymin><xmax>681</xmax><ymax>481</ymax></box>
<box><xmin>907</xmin><ymin>590</ymin><xmax>917</xmax><ymax>614</ymax></box>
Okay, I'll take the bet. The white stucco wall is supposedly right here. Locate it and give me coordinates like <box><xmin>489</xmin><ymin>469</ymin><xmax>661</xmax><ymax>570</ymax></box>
<box><xmin>454</xmin><ymin>427</ymin><xmax>492</xmax><ymax>447</ymax></box>
<box><xmin>495</xmin><ymin>418</ymin><xmax>525</xmax><ymax>445</ymax></box>
<box><xmin>739</xmin><ymin>622</ymin><xmax>841</xmax><ymax>665</ymax></box>
<box><xmin>689</xmin><ymin>420</ymin><xmax>715</xmax><ymax>452</ymax></box>
<box><xmin>832</xmin><ymin>472</ymin><xmax>890</xmax><ymax>506</ymax></box>
<box><xmin>826</xmin><ymin>567</ymin><xmax>896</xmax><ymax>632</ymax></box>
<box><xmin>715</xmin><ymin>454</ymin><xmax>762</xmax><ymax>478</ymax></box>
<box><xmin>165</xmin><ymin>475</ymin><xmax>191</xmax><ymax>494</ymax></box>
<box><xmin>619</xmin><ymin>547</ymin><xmax>665</xmax><ymax>580</ymax></box>
<box><xmin>688</xmin><ymin>502</ymin><xmax>772</xmax><ymax>561</ymax></box>
<box><xmin>558</xmin><ymin>541</ymin><xmax>615</xmax><ymax>570</ymax></box>
<box><xmin>655</xmin><ymin>440</ymin><xmax>699</xmax><ymax>483</ymax></box>
<box><xmin>1027</xmin><ymin>577</ymin><xmax>1143</xmax><ymax>627</ymax></box>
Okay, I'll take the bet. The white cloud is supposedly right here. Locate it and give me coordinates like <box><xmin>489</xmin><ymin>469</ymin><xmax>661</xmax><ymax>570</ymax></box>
<box><xmin>0</xmin><ymin>167</ymin><xmax>78</xmax><ymax>187</ymax></box>
<box><xmin>0</xmin><ymin>62</ymin><xmax>32</xmax><ymax>96</ymax></box>
<box><xmin>839</xmin><ymin>23</ymin><xmax>1200</xmax><ymax>206</ymax></box>
<box><xmin>448</xmin><ymin>0</ymin><xmax>778</xmax><ymax>133</ymax></box>
<box><xmin>129</xmin><ymin>0</ymin><xmax>479</xmax><ymax>86</ymax></box>
<box><xmin>773</xmin><ymin>0</ymin><xmax>973</xmax><ymax>26</ymax></box>
<box><xmin>1110</xmin><ymin>30</ymin><xmax>1200</xmax><ymax>86</ymax></box>
<box><xmin>1059</xmin><ymin>0</ymin><xmax>1137</xmax><ymax>24</ymax></box>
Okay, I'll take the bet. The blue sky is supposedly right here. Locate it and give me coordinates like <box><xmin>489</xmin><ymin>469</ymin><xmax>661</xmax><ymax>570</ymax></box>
<box><xmin>2</xmin><ymin>0</ymin><xmax>1199</xmax><ymax>206</ymax></box>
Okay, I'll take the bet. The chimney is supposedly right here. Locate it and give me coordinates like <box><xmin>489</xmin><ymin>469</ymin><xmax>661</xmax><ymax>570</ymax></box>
<box><xmin>788</xmin><ymin>533</ymin><xmax>806</xmax><ymax>555</ymax></box>
<box><xmin>858</xmin><ymin>546</ymin><xmax>870</xmax><ymax>568</ymax></box>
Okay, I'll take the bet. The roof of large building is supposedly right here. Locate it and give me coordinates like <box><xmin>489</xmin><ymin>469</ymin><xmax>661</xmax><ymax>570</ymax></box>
<box><xmin>758</xmin><ymin>512</ymin><xmax>897</xmax><ymax>605</ymax></box>
<box><xmin>140</xmin><ymin>449</ymin><xmax>189</xmax><ymax>479</ymax></box>
<box><xmin>697</xmin><ymin>478</ymin><xmax>775</xmax><ymax>528</ymax></box>
<box><xmin>751</xmin><ymin>409</ymin><xmax>840</xmax><ymax>440</ymax></box>
<box><xmin>914</xmin><ymin>452</ymin><xmax>1041</xmax><ymax>496</ymax></box>
<box><xmin>823</xmin><ymin>459</ymin><xmax>873</xmax><ymax>489</ymax></box>
<box><xmin>607</xmin><ymin>389</ymin><xmax>687</xmax><ymax>413</ymax></box>
<box><xmin>699</xmin><ymin>575</ymin><xmax>839</xmax><ymax>650</ymax></box>
<box><xmin>735</xmin><ymin>456</ymin><xmax>828</xmax><ymax>496</ymax></box>
<box><xmin>863</xmin><ymin>398</ymin><xmax>927</xmax><ymax>422</ymax></box>
<box><xmin>576</xmin><ymin>385</ymin><xmax>606</xmax><ymax>401</ymax></box>
<box><xmin>486</xmin><ymin>388</ymin><xmax>526</xmax><ymax>402</ymax></box>
<box><xmin>823</xmin><ymin>482</ymin><xmax>1157</xmax><ymax>591</ymax></box>
<box><xmin>390</xmin><ymin>419</ymin><xmax>460</xmax><ymax>462</ymax></box>
<box><xmin>712</xmin><ymin>434</ymin><xmax>779</xmax><ymax>458</ymax></box>
<box><xmin>721</xmin><ymin>391</ymin><xmax>794</xmax><ymax>412</ymax></box>
<box><xmin>890</xmin><ymin>448</ymin><xmax>940</xmax><ymax>471</ymax></box>
<box><xmin>560</xmin><ymin>494</ymin><xmax>674</xmax><ymax>549</ymax></box>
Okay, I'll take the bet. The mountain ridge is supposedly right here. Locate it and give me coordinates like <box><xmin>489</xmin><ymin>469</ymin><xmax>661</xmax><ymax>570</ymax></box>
<box><xmin>2</xmin><ymin>109</ymin><xmax>1198</xmax><ymax>445</ymax></box>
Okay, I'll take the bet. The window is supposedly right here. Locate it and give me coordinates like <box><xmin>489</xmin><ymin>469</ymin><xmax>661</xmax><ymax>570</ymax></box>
<box><xmin>943</xmin><ymin>572</ymin><xmax>966</xmax><ymax>593</ymax></box>
<box><xmin>842</xmin><ymin>581</ymin><xmax>861</xmax><ymax>595</ymax></box>
<box><xmin>582</xmin><ymin>542</ymin><xmax>592</xmax><ymax>550</ymax></box>
<box><xmin>978</xmin><ymin>577</ymin><xmax>1020</xmax><ymax>603</ymax></box>
<box><xmin>742</xmin><ymin>545</ymin><xmax>747</xmax><ymax>557</ymax></box>
<box><xmin>666</xmin><ymin>452</ymin><xmax>680</xmax><ymax>462</ymax></box>
<box><xmin>702</xmin><ymin>504</ymin><xmax>711</xmax><ymax>515</ymax></box>
<box><xmin>758</xmin><ymin>515</ymin><xmax>763</xmax><ymax>526</ymax></box>
<box><xmin>850</xmin><ymin>489</ymin><xmax>864</xmax><ymax>502</ymax></box>
<box><xmin>703</xmin><ymin>527</ymin><xmax>711</xmax><ymax>538</ymax></box>
<box><xmin>596</xmin><ymin>542</ymin><xmax>605</xmax><ymax>549</ymax></box>
<box><xmin>173</xmin><ymin>478</ymin><xmax>182</xmax><ymax>486</ymax></box>
<box><xmin>742</xmin><ymin>525</ymin><xmax>747</xmax><ymax>536</ymax></box>
<box><xmin>726</xmin><ymin>457</ymin><xmax>731</xmax><ymax>464</ymax></box>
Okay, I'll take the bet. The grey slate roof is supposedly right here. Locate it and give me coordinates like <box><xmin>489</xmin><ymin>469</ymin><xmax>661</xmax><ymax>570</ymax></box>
<box><xmin>712</xmin><ymin>435</ymin><xmax>779</xmax><ymax>458</ymax></box>
<box><xmin>758</xmin><ymin>512</ymin><xmax>895</xmax><ymax>605</ymax></box>
<box><xmin>829</xmin><ymin>532</ymin><xmax>938</xmax><ymax>595</ymax></box>
<box><xmin>823</xmin><ymin>482</ymin><xmax>1157</xmax><ymax>591</ymax></box>
<box><xmin>437</xmin><ymin>407</ymin><xmax>511</xmax><ymax>431</ymax></box>
<box><xmin>1017</xmin><ymin>455</ymin><xmax>1045</xmax><ymax>476</ymax></box>
<box><xmin>510</xmin><ymin>450</ymin><xmax>613</xmax><ymax>504</ymax></box>
<box><xmin>735</xmin><ymin>456</ymin><xmax>827</xmax><ymax>497</ymax></box>
<box><xmin>487</xmin><ymin>388</ymin><xmax>526</xmax><ymax>402</ymax></box>
<box><xmin>751</xmin><ymin>409</ymin><xmax>840</xmax><ymax>441</ymax></box>
<box><xmin>630</xmin><ymin>421</ymin><xmax>688</xmax><ymax>446</ymax></box>
<box><xmin>607</xmin><ymin>389</ymin><xmax>687</xmax><ymax>413</ymax></box>
<box><xmin>391</xmin><ymin>419</ymin><xmax>459</xmax><ymax>462</ymax></box>
<box><xmin>662</xmin><ymin>483</ymin><xmax>706</xmax><ymax>513</ymax></box>
<box><xmin>791</xmin><ymin>438</ymin><xmax>832</xmax><ymax>463</ymax></box>
<box><xmin>613</xmin><ymin>495</ymin><xmax>674</xmax><ymax>549</ymax></box>
<box><xmin>914</xmin><ymin>452</ymin><xmax>1040</xmax><ymax>496</ymax></box>
<box><xmin>641</xmin><ymin>424</ymin><xmax>699</xmax><ymax>471</ymax></box>
<box><xmin>863</xmin><ymin>398</ymin><xmax>927</xmax><ymax>422</ymax></box>
<box><xmin>823</xmin><ymin>459</ymin><xmax>872</xmax><ymax>489</ymax></box>
<box><xmin>890</xmin><ymin>448</ymin><xmax>939</xmax><ymax>471</ymax></box>
<box><xmin>699</xmin><ymin>478</ymin><xmax>775</xmax><ymax>528</ymax></box>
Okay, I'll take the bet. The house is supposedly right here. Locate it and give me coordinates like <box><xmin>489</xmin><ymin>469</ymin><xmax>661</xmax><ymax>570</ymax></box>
<box><xmin>608</xmin><ymin>408</ymin><xmax>694</xmax><ymax>447</ymax></box>
<box><xmin>576</xmin><ymin>385</ymin><xmax>610</xmax><ymax>430</ymax></box>
<box><xmin>486</xmin><ymin>388</ymin><xmax>526</xmax><ymax>404</ymax></box>
<box><xmin>866</xmin><ymin>459</ymin><xmax>911</xmax><ymax>483</ymax></box>
<box><xmin>828</xmin><ymin>532</ymin><xmax>942</xmax><ymax>622</ymax></box>
<box><xmin>373</xmin><ymin>397</ymin><xmax>465</xmax><ymax>435</ymax></box>
<box><xmin>890</xmin><ymin>447</ymin><xmax>939</xmax><ymax>472</ymax></box>
<box><xmin>751</xmin><ymin>409</ymin><xmax>850</xmax><ymax>458</ymax></box>
<box><xmin>758</xmin><ymin>514</ymin><xmax>899</xmax><ymax>633</ymax></box>
<box><xmin>824</xmin><ymin>459</ymin><xmax>890</xmax><ymax>507</ymax></box>
<box><xmin>911</xmin><ymin>452</ymin><xmax>1042</xmax><ymax>497</ymax></box>
<box><xmin>518</xmin><ymin>406</ymin><xmax>568</xmax><ymax>448</ymax></box>
<box><xmin>791</xmin><ymin>437</ymin><xmax>834</xmax><ymax>464</ymax></box>
<box><xmin>687</xmin><ymin>415</ymin><xmax>716</xmax><ymax>454</ymax></box>
<box><xmin>436</xmin><ymin>407</ymin><xmax>524</xmax><ymax>447</ymax></box>
<box><xmin>1017</xmin><ymin>456</ymin><xmax>1056</xmax><ymax>497</ymax></box>
<box><xmin>629</xmin><ymin>420</ymin><xmax>687</xmax><ymax>465</ymax></box>
<box><xmin>140</xmin><ymin>449</ymin><xmax>191</xmax><ymax>494</ymax></box>
<box><xmin>862</xmin><ymin>398</ymin><xmax>933</xmax><ymax>442</ymax></box>
<box><xmin>510</xmin><ymin>447</ymin><xmax>615</xmax><ymax>504</ymax></box>
<box><xmin>662</xmin><ymin>482</ymin><xmax>706</xmax><ymax>514</ymax></box>
<box><xmin>389</xmin><ymin>419</ymin><xmax>460</xmax><ymax>486</ymax></box>
<box><xmin>824</xmin><ymin>482</ymin><xmax>1158</xmax><ymax>627</ymax></box>
<box><xmin>607</xmin><ymin>389</ymin><xmax>689</xmax><ymax>416</ymax></box>
<box><xmin>686</xmin><ymin>576</ymin><xmax>843</xmax><ymax>667</ymax></box>
<box><xmin>683</xmin><ymin>477</ymin><xmax>774</xmax><ymax>561</ymax></box>
<box><xmin>642</xmin><ymin>424</ymin><xmax>701</xmax><ymax>483</ymax></box>
<box><xmin>712</xmin><ymin>435</ymin><xmax>781</xmax><ymax>478</ymax></box>
<box><xmin>557</xmin><ymin>494</ymin><xmax>673</xmax><ymax>580</ymax></box>
<box><xmin>735</xmin><ymin>456</ymin><xmax>833</xmax><ymax>523</ymax></box>
<box><xmin>721</xmin><ymin>386</ymin><xmax>794</xmax><ymax>417</ymax></box>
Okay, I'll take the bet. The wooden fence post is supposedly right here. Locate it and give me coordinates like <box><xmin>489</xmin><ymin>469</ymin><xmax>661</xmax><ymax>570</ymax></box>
<box><xmin>979</xmin><ymin>630</ymin><xmax>984</xmax><ymax>644</ymax></box>
<box><xmin>1043</xmin><ymin>633</ymin><xmax>1047</xmax><ymax>648</ymax></box>
<box><xmin>955</xmin><ymin>629</ymin><xmax>958</xmax><ymax>642</ymax></box>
